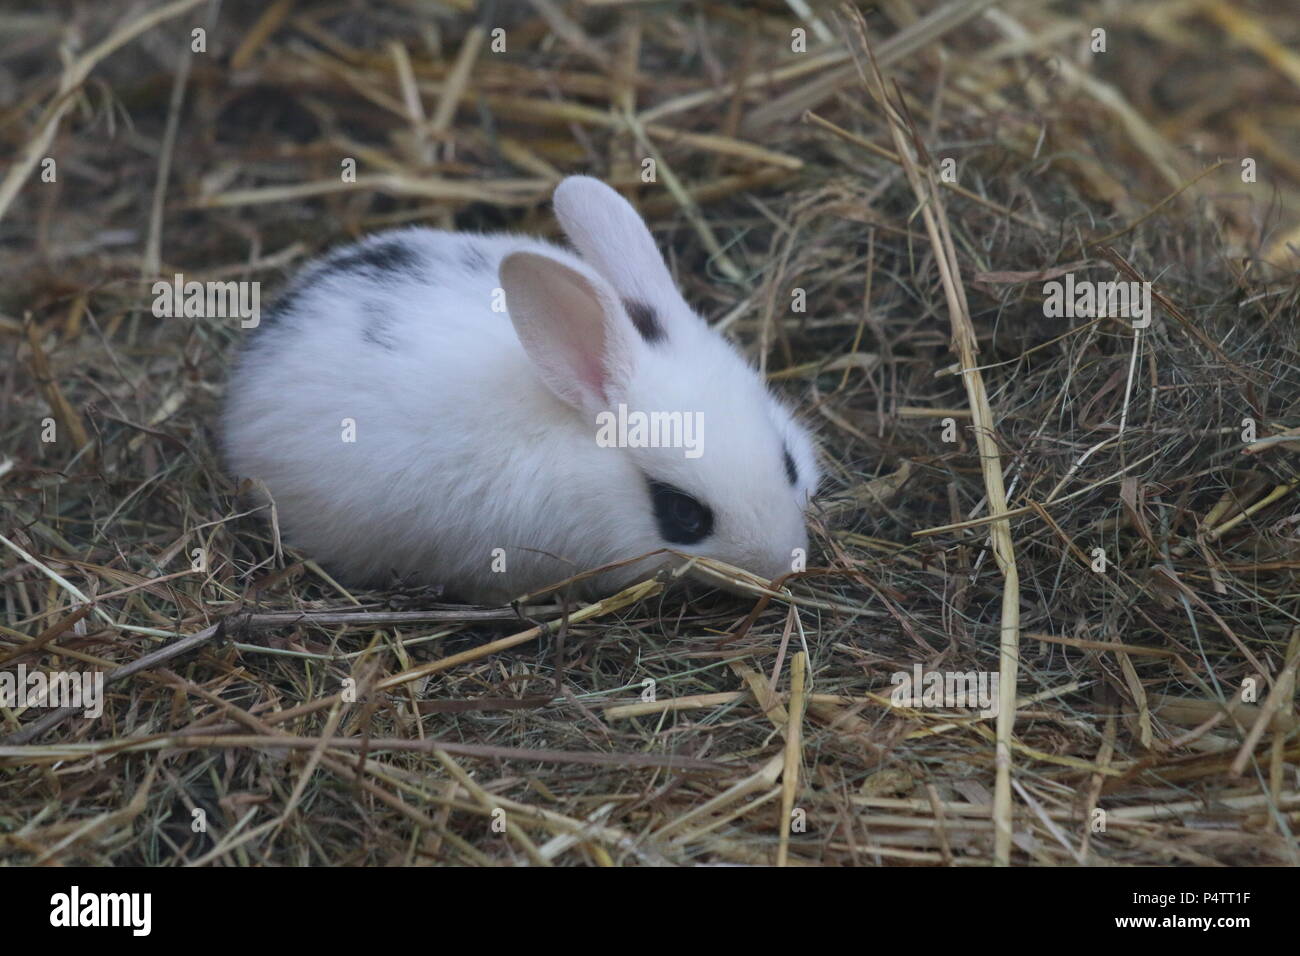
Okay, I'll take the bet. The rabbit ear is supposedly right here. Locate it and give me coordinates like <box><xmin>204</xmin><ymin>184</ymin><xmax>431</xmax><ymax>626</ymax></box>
<box><xmin>500</xmin><ymin>250</ymin><xmax>637</xmax><ymax>412</ymax></box>
<box><xmin>553</xmin><ymin>176</ymin><xmax>687</xmax><ymax>326</ymax></box>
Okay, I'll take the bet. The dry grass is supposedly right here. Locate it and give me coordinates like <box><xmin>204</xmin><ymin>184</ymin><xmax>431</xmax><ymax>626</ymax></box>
<box><xmin>2</xmin><ymin>0</ymin><xmax>1299</xmax><ymax>866</ymax></box>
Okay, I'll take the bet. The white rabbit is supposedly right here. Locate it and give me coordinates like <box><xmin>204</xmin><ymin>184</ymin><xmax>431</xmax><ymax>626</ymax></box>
<box><xmin>222</xmin><ymin>176</ymin><xmax>820</xmax><ymax>603</ymax></box>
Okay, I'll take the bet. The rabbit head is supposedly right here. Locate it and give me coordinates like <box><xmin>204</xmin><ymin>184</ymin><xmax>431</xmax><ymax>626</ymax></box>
<box><xmin>499</xmin><ymin>176</ymin><xmax>820</xmax><ymax>585</ymax></box>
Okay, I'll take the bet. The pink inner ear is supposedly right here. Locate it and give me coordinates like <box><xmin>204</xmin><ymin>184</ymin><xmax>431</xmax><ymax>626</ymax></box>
<box><xmin>548</xmin><ymin>267</ymin><xmax>611</xmax><ymax>402</ymax></box>
<box><xmin>501</xmin><ymin>251</ymin><xmax>625</xmax><ymax>412</ymax></box>
<box><xmin>574</xmin><ymin>355</ymin><xmax>607</xmax><ymax>403</ymax></box>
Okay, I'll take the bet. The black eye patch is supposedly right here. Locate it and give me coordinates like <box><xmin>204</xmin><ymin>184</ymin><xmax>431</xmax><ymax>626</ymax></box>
<box><xmin>783</xmin><ymin>445</ymin><xmax>798</xmax><ymax>486</ymax></box>
<box><xmin>647</xmin><ymin>479</ymin><xmax>714</xmax><ymax>544</ymax></box>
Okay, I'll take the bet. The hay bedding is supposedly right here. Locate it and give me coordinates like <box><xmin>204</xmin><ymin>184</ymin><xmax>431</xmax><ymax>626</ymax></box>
<box><xmin>1</xmin><ymin>0</ymin><xmax>1298</xmax><ymax>866</ymax></box>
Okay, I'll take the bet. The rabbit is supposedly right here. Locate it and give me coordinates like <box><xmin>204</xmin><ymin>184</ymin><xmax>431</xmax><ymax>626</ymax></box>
<box><xmin>221</xmin><ymin>176</ymin><xmax>820</xmax><ymax>604</ymax></box>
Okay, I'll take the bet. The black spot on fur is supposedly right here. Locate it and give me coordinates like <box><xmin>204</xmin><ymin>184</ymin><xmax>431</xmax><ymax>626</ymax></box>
<box><xmin>360</xmin><ymin>301</ymin><xmax>396</xmax><ymax>350</ymax></box>
<box><xmin>783</xmin><ymin>446</ymin><xmax>798</xmax><ymax>486</ymax></box>
<box><xmin>254</xmin><ymin>279</ymin><xmax>309</xmax><ymax>332</ymax></box>
<box><xmin>461</xmin><ymin>245</ymin><xmax>490</xmax><ymax>272</ymax></box>
<box><xmin>623</xmin><ymin>299</ymin><xmax>665</xmax><ymax>344</ymax></box>
<box><xmin>330</xmin><ymin>240</ymin><xmax>421</xmax><ymax>279</ymax></box>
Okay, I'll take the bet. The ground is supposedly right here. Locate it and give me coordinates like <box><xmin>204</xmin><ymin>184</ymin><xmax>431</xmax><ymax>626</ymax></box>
<box><xmin>2</xmin><ymin>0</ymin><xmax>1298</xmax><ymax>866</ymax></box>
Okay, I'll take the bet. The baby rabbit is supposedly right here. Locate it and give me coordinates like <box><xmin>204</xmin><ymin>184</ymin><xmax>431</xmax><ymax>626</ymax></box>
<box><xmin>222</xmin><ymin>176</ymin><xmax>819</xmax><ymax>603</ymax></box>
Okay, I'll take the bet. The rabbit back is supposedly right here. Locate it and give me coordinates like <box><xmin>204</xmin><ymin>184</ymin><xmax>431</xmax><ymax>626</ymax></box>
<box><xmin>222</xmin><ymin>229</ymin><xmax>635</xmax><ymax>597</ymax></box>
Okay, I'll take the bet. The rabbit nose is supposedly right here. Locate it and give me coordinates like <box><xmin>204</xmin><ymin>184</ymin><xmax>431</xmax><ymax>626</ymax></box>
<box><xmin>770</xmin><ymin>532</ymin><xmax>811</xmax><ymax>582</ymax></box>
<box><xmin>748</xmin><ymin>544</ymin><xmax>804</xmax><ymax>584</ymax></box>
<box><xmin>767</xmin><ymin>553</ymin><xmax>801</xmax><ymax>582</ymax></box>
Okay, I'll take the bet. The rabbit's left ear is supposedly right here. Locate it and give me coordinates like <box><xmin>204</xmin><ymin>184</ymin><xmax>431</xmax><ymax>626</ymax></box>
<box><xmin>499</xmin><ymin>250</ymin><xmax>639</xmax><ymax>413</ymax></box>
<box><xmin>553</xmin><ymin>176</ymin><xmax>692</xmax><ymax>338</ymax></box>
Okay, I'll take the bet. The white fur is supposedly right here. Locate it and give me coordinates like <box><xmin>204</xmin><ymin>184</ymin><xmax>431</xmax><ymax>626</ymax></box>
<box><xmin>222</xmin><ymin>176</ymin><xmax>820</xmax><ymax>603</ymax></box>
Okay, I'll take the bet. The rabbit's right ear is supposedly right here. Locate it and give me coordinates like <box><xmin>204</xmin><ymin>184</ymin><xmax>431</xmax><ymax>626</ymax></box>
<box><xmin>553</xmin><ymin>176</ymin><xmax>688</xmax><ymax>323</ymax></box>
<box><xmin>500</xmin><ymin>251</ymin><xmax>638</xmax><ymax>413</ymax></box>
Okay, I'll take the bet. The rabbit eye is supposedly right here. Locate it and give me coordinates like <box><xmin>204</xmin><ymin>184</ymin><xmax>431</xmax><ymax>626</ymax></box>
<box><xmin>647</xmin><ymin>480</ymin><xmax>714</xmax><ymax>544</ymax></box>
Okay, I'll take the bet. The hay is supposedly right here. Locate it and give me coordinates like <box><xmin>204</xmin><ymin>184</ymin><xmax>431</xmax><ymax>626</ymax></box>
<box><xmin>2</xmin><ymin>0</ymin><xmax>1298</xmax><ymax>866</ymax></box>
